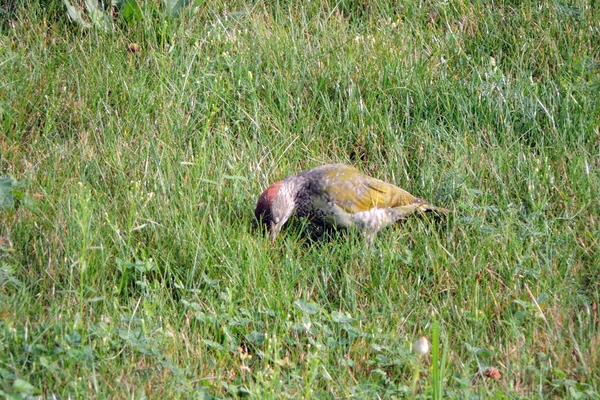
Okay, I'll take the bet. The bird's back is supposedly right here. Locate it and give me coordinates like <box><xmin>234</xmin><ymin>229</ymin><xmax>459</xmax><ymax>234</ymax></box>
<box><xmin>298</xmin><ymin>164</ymin><xmax>418</xmax><ymax>214</ymax></box>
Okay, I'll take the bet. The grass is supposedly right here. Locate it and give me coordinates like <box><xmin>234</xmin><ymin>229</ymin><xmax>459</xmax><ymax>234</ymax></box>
<box><xmin>0</xmin><ymin>0</ymin><xmax>599</xmax><ymax>397</ymax></box>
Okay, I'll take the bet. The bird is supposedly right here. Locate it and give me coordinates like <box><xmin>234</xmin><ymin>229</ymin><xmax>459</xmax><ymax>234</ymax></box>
<box><xmin>255</xmin><ymin>163</ymin><xmax>449</xmax><ymax>242</ymax></box>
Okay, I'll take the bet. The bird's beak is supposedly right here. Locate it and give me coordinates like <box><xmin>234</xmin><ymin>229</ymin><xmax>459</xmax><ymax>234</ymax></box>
<box><xmin>269</xmin><ymin>221</ymin><xmax>281</xmax><ymax>244</ymax></box>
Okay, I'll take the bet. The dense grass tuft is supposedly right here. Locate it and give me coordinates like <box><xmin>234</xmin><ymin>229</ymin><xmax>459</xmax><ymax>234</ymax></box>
<box><xmin>1</xmin><ymin>0</ymin><xmax>599</xmax><ymax>397</ymax></box>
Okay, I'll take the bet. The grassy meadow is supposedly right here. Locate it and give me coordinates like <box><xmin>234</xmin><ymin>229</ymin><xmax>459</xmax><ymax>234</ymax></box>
<box><xmin>1</xmin><ymin>0</ymin><xmax>599</xmax><ymax>397</ymax></box>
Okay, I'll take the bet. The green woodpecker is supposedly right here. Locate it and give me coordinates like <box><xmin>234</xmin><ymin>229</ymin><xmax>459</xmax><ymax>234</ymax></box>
<box><xmin>255</xmin><ymin>163</ymin><xmax>449</xmax><ymax>242</ymax></box>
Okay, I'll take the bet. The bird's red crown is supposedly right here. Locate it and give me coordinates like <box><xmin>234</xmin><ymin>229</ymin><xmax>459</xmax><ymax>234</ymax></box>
<box><xmin>255</xmin><ymin>181</ymin><xmax>283</xmax><ymax>223</ymax></box>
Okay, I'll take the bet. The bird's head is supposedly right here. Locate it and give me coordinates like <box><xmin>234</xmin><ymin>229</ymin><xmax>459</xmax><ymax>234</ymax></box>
<box><xmin>255</xmin><ymin>180</ymin><xmax>296</xmax><ymax>243</ymax></box>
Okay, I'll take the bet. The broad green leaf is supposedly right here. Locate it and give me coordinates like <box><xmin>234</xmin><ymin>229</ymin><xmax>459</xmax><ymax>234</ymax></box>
<box><xmin>120</xmin><ymin>0</ymin><xmax>142</xmax><ymax>22</ymax></box>
<box><xmin>161</xmin><ymin>0</ymin><xmax>193</xmax><ymax>16</ymax></box>
<box><xmin>63</xmin><ymin>0</ymin><xmax>111</xmax><ymax>30</ymax></box>
<box><xmin>84</xmin><ymin>0</ymin><xmax>111</xmax><ymax>30</ymax></box>
<box><xmin>203</xmin><ymin>340</ymin><xmax>224</xmax><ymax>351</ymax></box>
<box><xmin>294</xmin><ymin>299</ymin><xmax>319</xmax><ymax>315</ymax></box>
<box><xmin>0</xmin><ymin>177</ymin><xmax>18</xmax><ymax>210</ymax></box>
<box><xmin>245</xmin><ymin>331</ymin><xmax>265</xmax><ymax>346</ymax></box>
<box><xmin>12</xmin><ymin>379</ymin><xmax>37</xmax><ymax>394</ymax></box>
<box><xmin>331</xmin><ymin>311</ymin><xmax>353</xmax><ymax>324</ymax></box>
<box><xmin>63</xmin><ymin>0</ymin><xmax>92</xmax><ymax>28</ymax></box>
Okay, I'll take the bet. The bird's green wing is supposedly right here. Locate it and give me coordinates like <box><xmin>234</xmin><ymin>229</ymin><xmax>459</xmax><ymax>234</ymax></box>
<box><xmin>316</xmin><ymin>165</ymin><xmax>417</xmax><ymax>214</ymax></box>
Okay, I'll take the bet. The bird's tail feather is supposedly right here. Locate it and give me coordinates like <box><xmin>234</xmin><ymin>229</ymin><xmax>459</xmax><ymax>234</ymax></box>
<box><xmin>420</xmin><ymin>203</ymin><xmax>450</xmax><ymax>215</ymax></box>
<box><xmin>390</xmin><ymin>199</ymin><xmax>450</xmax><ymax>222</ymax></box>
<box><xmin>407</xmin><ymin>198</ymin><xmax>450</xmax><ymax>215</ymax></box>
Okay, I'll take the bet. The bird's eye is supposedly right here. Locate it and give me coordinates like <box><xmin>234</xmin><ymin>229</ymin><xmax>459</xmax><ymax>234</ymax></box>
<box><xmin>274</xmin><ymin>217</ymin><xmax>280</xmax><ymax>223</ymax></box>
